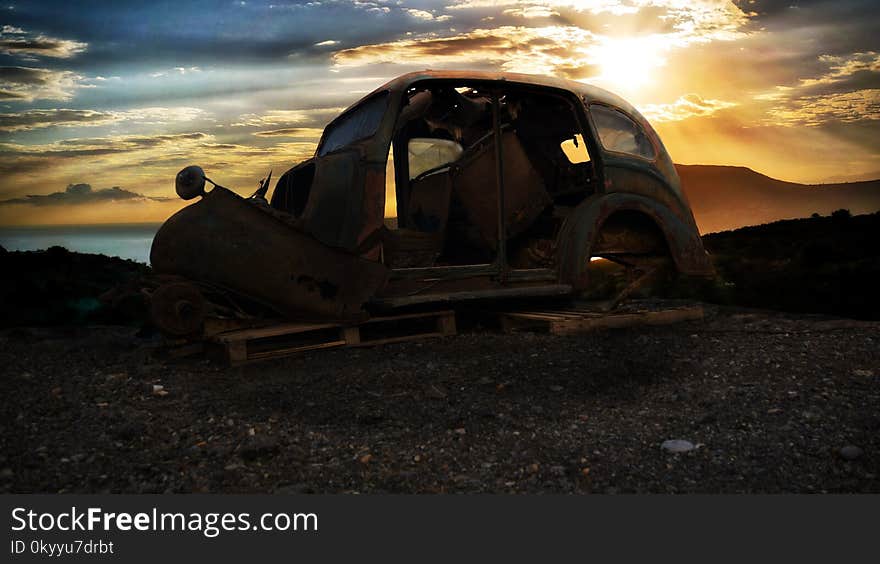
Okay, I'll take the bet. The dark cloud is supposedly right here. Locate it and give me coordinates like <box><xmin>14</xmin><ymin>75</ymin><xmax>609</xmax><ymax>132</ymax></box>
<box><xmin>0</xmin><ymin>108</ymin><xmax>116</xmax><ymax>132</ymax></box>
<box><xmin>0</xmin><ymin>66</ymin><xmax>56</xmax><ymax>84</ymax></box>
<box><xmin>0</xmin><ymin>183</ymin><xmax>172</xmax><ymax>207</ymax></box>
<box><xmin>0</xmin><ymin>33</ymin><xmax>87</xmax><ymax>58</ymax></box>
<box><xmin>0</xmin><ymin>66</ymin><xmax>81</xmax><ymax>101</ymax></box>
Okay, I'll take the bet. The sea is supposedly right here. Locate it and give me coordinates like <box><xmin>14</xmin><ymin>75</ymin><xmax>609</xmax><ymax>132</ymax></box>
<box><xmin>0</xmin><ymin>223</ymin><xmax>162</xmax><ymax>264</ymax></box>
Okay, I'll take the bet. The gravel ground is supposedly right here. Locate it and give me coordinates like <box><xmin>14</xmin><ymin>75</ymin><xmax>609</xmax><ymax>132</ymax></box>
<box><xmin>1</xmin><ymin>304</ymin><xmax>878</xmax><ymax>494</ymax></box>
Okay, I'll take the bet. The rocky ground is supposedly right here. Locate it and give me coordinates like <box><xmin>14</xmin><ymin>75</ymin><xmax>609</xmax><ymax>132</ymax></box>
<box><xmin>1</xmin><ymin>303</ymin><xmax>877</xmax><ymax>494</ymax></box>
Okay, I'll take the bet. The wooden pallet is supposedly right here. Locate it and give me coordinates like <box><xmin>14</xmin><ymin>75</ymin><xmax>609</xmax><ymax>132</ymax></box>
<box><xmin>211</xmin><ymin>310</ymin><xmax>456</xmax><ymax>365</ymax></box>
<box><xmin>498</xmin><ymin>304</ymin><xmax>704</xmax><ymax>335</ymax></box>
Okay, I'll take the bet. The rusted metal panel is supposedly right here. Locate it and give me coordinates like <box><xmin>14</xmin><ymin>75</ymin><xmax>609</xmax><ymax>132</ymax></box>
<box><xmin>453</xmin><ymin>130</ymin><xmax>551</xmax><ymax>251</ymax></box>
<box><xmin>151</xmin><ymin>186</ymin><xmax>388</xmax><ymax>320</ymax></box>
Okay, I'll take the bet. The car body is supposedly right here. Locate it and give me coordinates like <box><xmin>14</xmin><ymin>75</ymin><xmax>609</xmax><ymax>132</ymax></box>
<box><xmin>150</xmin><ymin>70</ymin><xmax>712</xmax><ymax>330</ymax></box>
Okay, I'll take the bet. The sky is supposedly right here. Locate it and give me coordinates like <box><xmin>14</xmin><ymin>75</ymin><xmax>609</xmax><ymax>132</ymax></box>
<box><xmin>0</xmin><ymin>0</ymin><xmax>878</xmax><ymax>225</ymax></box>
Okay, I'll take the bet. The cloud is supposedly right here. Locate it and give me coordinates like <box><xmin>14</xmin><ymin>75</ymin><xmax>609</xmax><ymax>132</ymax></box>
<box><xmin>798</xmin><ymin>51</ymin><xmax>880</xmax><ymax>90</ymax></box>
<box><xmin>765</xmin><ymin>89</ymin><xmax>880</xmax><ymax>127</ymax></box>
<box><xmin>760</xmin><ymin>51</ymin><xmax>880</xmax><ymax>126</ymax></box>
<box><xmin>404</xmin><ymin>8</ymin><xmax>452</xmax><ymax>21</ymax></box>
<box><xmin>639</xmin><ymin>93</ymin><xmax>738</xmax><ymax>122</ymax></box>
<box><xmin>0</xmin><ymin>66</ymin><xmax>84</xmax><ymax>101</ymax></box>
<box><xmin>0</xmin><ymin>27</ymin><xmax>87</xmax><ymax>58</ymax></box>
<box><xmin>332</xmin><ymin>26</ymin><xmax>599</xmax><ymax>76</ymax></box>
<box><xmin>0</xmin><ymin>183</ymin><xmax>172</xmax><ymax>207</ymax></box>
<box><xmin>331</xmin><ymin>3</ymin><xmax>752</xmax><ymax>88</ymax></box>
<box><xmin>447</xmin><ymin>1</ymin><xmax>750</xmax><ymax>41</ymax></box>
<box><xmin>0</xmin><ymin>132</ymin><xmax>212</xmax><ymax>169</ymax></box>
<box><xmin>0</xmin><ymin>107</ymin><xmax>206</xmax><ymax>132</ymax></box>
<box><xmin>252</xmin><ymin>127</ymin><xmax>324</xmax><ymax>138</ymax></box>
<box><xmin>232</xmin><ymin>107</ymin><xmax>345</xmax><ymax>128</ymax></box>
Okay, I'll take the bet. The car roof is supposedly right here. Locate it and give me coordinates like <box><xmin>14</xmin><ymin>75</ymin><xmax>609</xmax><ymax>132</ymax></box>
<box><xmin>355</xmin><ymin>69</ymin><xmax>645</xmax><ymax>122</ymax></box>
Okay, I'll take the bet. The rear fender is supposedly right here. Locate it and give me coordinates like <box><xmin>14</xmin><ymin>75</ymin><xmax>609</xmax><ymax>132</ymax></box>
<box><xmin>556</xmin><ymin>192</ymin><xmax>713</xmax><ymax>290</ymax></box>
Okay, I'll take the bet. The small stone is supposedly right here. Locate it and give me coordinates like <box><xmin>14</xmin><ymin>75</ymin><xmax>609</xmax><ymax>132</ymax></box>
<box><xmin>661</xmin><ymin>439</ymin><xmax>695</xmax><ymax>453</ymax></box>
<box><xmin>839</xmin><ymin>445</ymin><xmax>863</xmax><ymax>461</ymax></box>
<box><xmin>853</xmin><ymin>369</ymin><xmax>874</xmax><ymax>377</ymax></box>
<box><xmin>454</xmin><ymin>428</ymin><xmax>466</xmax><ymax>435</ymax></box>
<box><xmin>549</xmin><ymin>385</ymin><xmax>563</xmax><ymax>392</ymax></box>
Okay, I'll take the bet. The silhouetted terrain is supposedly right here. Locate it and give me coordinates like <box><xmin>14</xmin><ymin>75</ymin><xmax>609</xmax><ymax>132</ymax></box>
<box><xmin>677</xmin><ymin>165</ymin><xmax>880</xmax><ymax>234</ymax></box>
<box><xmin>701</xmin><ymin>211</ymin><xmax>880</xmax><ymax>320</ymax></box>
<box><xmin>0</xmin><ymin>245</ymin><xmax>149</xmax><ymax>327</ymax></box>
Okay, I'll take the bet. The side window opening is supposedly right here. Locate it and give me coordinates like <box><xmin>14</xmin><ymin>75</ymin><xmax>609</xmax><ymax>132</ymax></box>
<box><xmin>318</xmin><ymin>91</ymin><xmax>389</xmax><ymax>157</ymax></box>
<box><xmin>589</xmin><ymin>104</ymin><xmax>655</xmax><ymax>160</ymax></box>
<box><xmin>560</xmin><ymin>133</ymin><xmax>590</xmax><ymax>164</ymax></box>
<box><xmin>407</xmin><ymin>138</ymin><xmax>463</xmax><ymax>180</ymax></box>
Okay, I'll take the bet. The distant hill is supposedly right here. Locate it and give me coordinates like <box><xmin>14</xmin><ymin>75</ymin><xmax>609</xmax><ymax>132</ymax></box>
<box><xmin>676</xmin><ymin>164</ymin><xmax>880</xmax><ymax>234</ymax></box>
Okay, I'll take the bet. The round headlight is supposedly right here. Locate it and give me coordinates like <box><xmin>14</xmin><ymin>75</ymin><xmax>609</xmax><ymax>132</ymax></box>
<box><xmin>175</xmin><ymin>165</ymin><xmax>206</xmax><ymax>200</ymax></box>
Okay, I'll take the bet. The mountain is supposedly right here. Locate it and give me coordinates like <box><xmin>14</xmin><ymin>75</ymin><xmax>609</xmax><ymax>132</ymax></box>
<box><xmin>676</xmin><ymin>165</ymin><xmax>880</xmax><ymax>234</ymax></box>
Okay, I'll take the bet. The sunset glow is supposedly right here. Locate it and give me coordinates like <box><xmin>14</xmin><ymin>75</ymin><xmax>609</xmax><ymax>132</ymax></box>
<box><xmin>1</xmin><ymin>0</ymin><xmax>878</xmax><ymax>225</ymax></box>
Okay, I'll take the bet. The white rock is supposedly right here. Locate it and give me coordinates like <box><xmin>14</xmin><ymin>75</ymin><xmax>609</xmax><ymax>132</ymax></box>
<box><xmin>661</xmin><ymin>439</ymin><xmax>695</xmax><ymax>453</ymax></box>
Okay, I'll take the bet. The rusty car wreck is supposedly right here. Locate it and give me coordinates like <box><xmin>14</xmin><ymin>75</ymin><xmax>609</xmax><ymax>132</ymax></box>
<box><xmin>148</xmin><ymin>70</ymin><xmax>713</xmax><ymax>336</ymax></box>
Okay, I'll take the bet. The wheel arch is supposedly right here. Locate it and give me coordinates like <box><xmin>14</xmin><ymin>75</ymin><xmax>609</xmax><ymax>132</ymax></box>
<box><xmin>556</xmin><ymin>192</ymin><xmax>713</xmax><ymax>290</ymax></box>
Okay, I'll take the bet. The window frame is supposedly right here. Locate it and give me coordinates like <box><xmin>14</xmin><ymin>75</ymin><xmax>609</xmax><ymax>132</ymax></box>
<box><xmin>316</xmin><ymin>90</ymin><xmax>391</xmax><ymax>157</ymax></box>
<box><xmin>587</xmin><ymin>102</ymin><xmax>657</xmax><ymax>162</ymax></box>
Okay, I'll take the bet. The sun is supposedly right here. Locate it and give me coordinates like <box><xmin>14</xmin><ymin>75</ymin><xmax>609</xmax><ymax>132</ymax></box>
<box><xmin>590</xmin><ymin>36</ymin><xmax>668</xmax><ymax>94</ymax></box>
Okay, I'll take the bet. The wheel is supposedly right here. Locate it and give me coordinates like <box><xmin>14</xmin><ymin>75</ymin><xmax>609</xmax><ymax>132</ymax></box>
<box><xmin>150</xmin><ymin>282</ymin><xmax>207</xmax><ymax>337</ymax></box>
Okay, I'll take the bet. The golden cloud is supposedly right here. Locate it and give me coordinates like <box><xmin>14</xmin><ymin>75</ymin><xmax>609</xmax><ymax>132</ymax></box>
<box><xmin>766</xmin><ymin>89</ymin><xmax>880</xmax><ymax>127</ymax></box>
<box><xmin>0</xmin><ymin>107</ymin><xmax>206</xmax><ymax>132</ymax></box>
<box><xmin>232</xmin><ymin>107</ymin><xmax>345</xmax><ymax>128</ymax></box>
<box><xmin>252</xmin><ymin>127</ymin><xmax>325</xmax><ymax>138</ymax></box>
<box><xmin>759</xmin><ymin>51</ymin><xmax>880</xmax><ymax>126</ymax></box>
<box><xmin>799</xmin><ymin>51</ymin><xmax>880</xmax><ymax>89</ymax></box>
<box><xmin>447</xmin><ymin>0</ymin><xmax>750</xmax><ymax>41</ymax></box>
<box><xmin>639</xmin><ymin>93</ymin><xmax>737</xmax><ymax>122</ymax></box>
<box><xmin>332</xmin><ymin>1</ymin><xmax>752</xmax><ymax>94</ymax></box>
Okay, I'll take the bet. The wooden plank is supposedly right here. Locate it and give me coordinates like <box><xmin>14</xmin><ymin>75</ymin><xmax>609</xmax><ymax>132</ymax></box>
<box><xmin>352</xmin><ymin>332</ymin><xmax>445</xmax><ymax>348</ymax></box>
<box><xmin>213</xmin><ymin>309</ymin><xmax>458</xmax><ymax>365</ymax></box>
<box><xmin>550</xmin><ymin>306</ymin><xmax>704</xmax><ymax>335</ymax></box>
<box><xmin>361</xmin><ymin>310</ymin><xmax>454</xmax><ymax>324</ymax></box>
<box><xmin>226</xmin><ymin>340</ymin><xmax>248</xmax><ymax>365</ymax></box>
<box><xmin>341</xmin><ymin>326</ymin><xmax>361</xmax><ymax>345</ymax></box>
<box><xmin>437</xmin><ymin>311</ymin><xmax>457</xmax><ymax>336</ymax></box>
<box><xmin>214</xmin><ymin>320</ymin><xmax>341</xmax><ymax>343</ymax></box>
<box><xmin>246</xmin><ymin>340</ymin><xmax>346</xmax><ymax>361</ymax></box>
<box><xmin>499</xmin><ymin>305</ymin><xmax>704</xmax><ymax>336</ymax></box>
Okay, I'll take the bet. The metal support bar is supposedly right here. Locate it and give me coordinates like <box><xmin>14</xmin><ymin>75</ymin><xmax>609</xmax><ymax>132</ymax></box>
<box><xmin>491</xmin><ymin>93</ymin><xmax>508</xmax><ymax>283</ymax></box>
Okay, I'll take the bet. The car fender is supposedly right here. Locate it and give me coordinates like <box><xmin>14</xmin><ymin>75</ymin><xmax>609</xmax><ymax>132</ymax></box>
<box><xmin>556</xmin><ymin>192</ymin><xmax>713</xmax><ymax>290</ymax></box>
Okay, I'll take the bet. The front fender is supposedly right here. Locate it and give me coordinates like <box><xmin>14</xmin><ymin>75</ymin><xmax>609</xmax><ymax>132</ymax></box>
<box><xmin>556</xmin><ymin>192</ymin><xmax>713</xmax><ymax>290</ymax></box>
